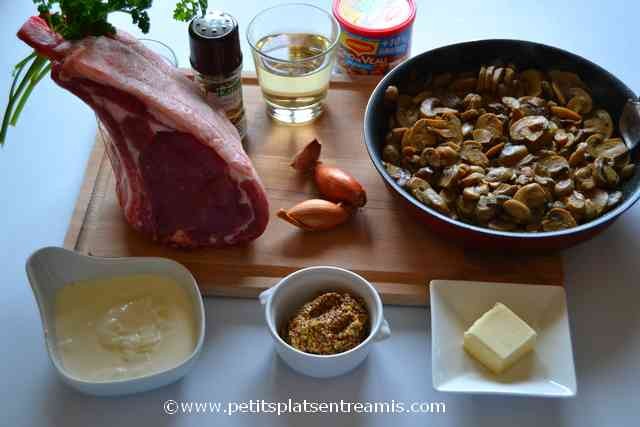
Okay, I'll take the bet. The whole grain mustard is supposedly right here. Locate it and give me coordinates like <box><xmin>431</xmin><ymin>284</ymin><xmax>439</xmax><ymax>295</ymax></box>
<box><xmin>285</xmin><ymin>292</ymin><xmax>369</xmax><ymax>355</ymax></box>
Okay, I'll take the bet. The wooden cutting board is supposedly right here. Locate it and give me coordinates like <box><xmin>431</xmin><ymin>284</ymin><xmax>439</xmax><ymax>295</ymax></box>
<box><xmin>64</xmin><ymin>75</ymin><xmax>563</xmax><ymax>306</ymax></box>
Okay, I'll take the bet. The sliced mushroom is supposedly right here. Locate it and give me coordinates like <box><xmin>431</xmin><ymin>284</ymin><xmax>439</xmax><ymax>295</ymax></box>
<box><xmin>407</xmin><ymin>176</ymin><xmax>431</xmax><ymax>192</ymax></box>
<box><xmin>574</xmin><ymin>164</ymin><xmax>596</xmax><ymax>192</ymax></box>
<box><xmin>538</xmin><ymin>154</ymin><xmax>570</xmax><ymax>177</ymax></box>
<box><xmin>421</xmin><ymin>147</ymin><xmax>441</xmax><ymax>168</ymax></box>
<box><xmin>424</xmin><ymin>118</ymin><xmax>448</xmax><ymax>128</ymax></box>
<box><xmin>415</xmin><ymin>187</ymin><xmax>450</xmax><ymax>214</ymax></box>
<box><xmin>520</xmin><ymin>69</ymin><xmax>543</xmax><ymax>97</ymax></box>
<box><xmin>550</xmin><ymin>106</ymin><xmax>582</xmax><ymax>122</ymax></box>
<box><xmin>476</xmin><ymin>113</ymin><xmax>504</xmax><ymax>138</ymax></box>
<box><xmin>504</xmin><ymin>198</ymin><xmax>532</xmax><ymax>223</ymax></box>
<box><xmin>551</xmin><ymin>82</ymin><xmax>566</xmax><ymax>105</ymax></box>
<box><xmin>439</xmin><ymin>188</ymin><xmax>458</xmax><ymax>208</ymax></box>
<box><xmin>486</xmin><ymin>142</ymin><xmax>505</xmax><ymax>159</ymax></box>
<box><xmin>563</xmin><ymin>191</ymin><xmax>586</xmax><ymax>220</ymax></box>
<box><xmin>384</xmin><ymin>162</ymin><xmax>411</xmax><ymax>187</ymax></box>
<box><xmin>554</xmin><ymin>178</ymin><xmax>575</xmax><ymax>197</ymax></box>
<box><xmin>587</xmin><ymin>188</ymin><xmax>609</xmax><ymax>217</ymax></box>
<box><xmin>462</xmin><ymin>184</ymin><xmax>489</xmax><ymax>201</ymax></box>
<box><xmin>460</xmin><ymin>141</ymin><xmax>489</xmax><ymax>167</ymax></box>
<box><xmin>499</xmin><ymin>144</ymin><xmax>529</xmax><ymax>166</ymax></box>
<box><xmin>382</xmin><ymin>144</ymin><xmax>401</xmax><ymax>162</ymax></box>
<box><xmin>517</xmin><ymin>153</ymin><xmax>538</xmax><ymax>167</ymax></box>
<box><xmin>462</xmin><ymin>110</ymin><xmax>480</xmax><ymax>123</ymax></box>
<box><xmin>541</xmin><ymin>80</ymin><xmax>555</xmax><ymax>100</ymax></box>
<box><xmin>384</xmin><ymin>85</ymin><xmax>399</xmax><ymax>106</ymax></box>
<box><xmin>467</xmin><ymin>165</ymin><xmax>486</xmax><ymax>175</ymax></box>
<box><xmin>402</xmin><ymin>145</ymin><xmax>419</xmax><ymax>159</ymax></box>
<box><xmin>404</xmin><ymin>154</ymin><xmax>422</xmax><ymax>169</ymax></box>
<box><xmin>439</xmin><ymin>165</ymin><xmax>460</xmax><ymax>188</ymax></box>
<box><xmin>534</xmin><ymin>175</ymin><xmax>556</xmax><ymax>194</ymax></box>
<box><xmin>554</xmin><ymin>128</ymin><xmax>576</xmax><ymax>148</ymax></box>
<box><xmin>503</xmin><ymin>66</ymin><xmax>516</xmax><ymax>86</ymax></box>
<box><xmin>621</xmin><ymin>163</ymin><xmax>636</xmax><ymax>180</ymax></box>
<box><xmin>510</xmin><ymin>115</ymin><xmax>549</xmax><ymax>142</ymax></box>
<box><xmin>477</xmin><ymin>66</ymin><xmax>487</xmax><ymax>92</ymax></box>
<box><xmin>444</xmin><ymin>113</ymin><xmax>464</xmax><ymax>144</ymax></box>
<box><xmin>542</xmin><ymin>208</ymin><xmax>577</xmax><ymax>231</ymax></box>
<box><xmin>460</xmin><ymin>172</ymin><xmax>485</xmax><ymax>187</ymax></box>
<box><xmin>492</xmin><ymin>67</ymin><xmax>505</xmax><ymax>92</ymax></box>
<box><xmin>567</xmin><ymin>87</ymin><xmax>593</xmax><ymax>114</ymax></box>
<box><xmin>413</xmin><ymin>166</ymin><xmax>435</xmax><ymax>183</ymax></box>
<box><xmin>569</xmin><ymin>142</ymin><xmax>589</xmax><ymax>167</ymax></box>
<box><xmin>435</xmin><ymin>145</ymin><xmax>459</xmax><ymax>166</ymax></box>
<box><xmin>406</xmin><ymin>119</ymin><xmax>438</xmax><ymax>150</ymax></box>
<box><xmin>514</xmin><ymin>183</ymin><xmax>548</xmax><ymax>208</ymax></box>
<box><xmin>396</xmin><ymin>104</ymin><xmax>420</xmax><ymax>128</ymax></box>
<box><xmin>494</xmin><ymin>183</ymin><xmax>519</xmax><ymax>197</ymax></box>
<box><xmin>593</xmin><ymin>156</ymin><xmax>620</xmax><ymax>188</ymax></box>
<box><xmin>486</xmin><ymin>102</ymin><xmax>508</xmax><ymax>116</ymax></box>
<box><xmin>549</xmin><ymin>70</ymin><xmax>585</xmax><ymax>105</ymax></box>
<box><xmin>461</xmin><ymin>122</ymin><xmax>474</xmax><ymax>137</ymax></box>
<box><xmin>515</xmin><ymin>172</ymin><xmax>532</xmax><ymax>186</ymax></box>
<box><xmin>589</xmin><ymin>138</ymin><xmax>628</xmax><ymax>163</ymax></box>
<box><xmin>476</xmin><ymin>195</ymin><xmax>498</xmax><ymax>223</ymax></box>
<box><xmin>606</xmin><ymin>191</ymin><xmax>623</xmax><ymax>211</ymax></box>
<box><xmin>427</xmin><ymin>126</ymin><xmax>454</xmax><ymax>140</ymax></box>
<box><xmin>584</xmin><ymin>109</ymin><xmax>614</xmax><ymax>139</ymax></box>
<box><xmin>486</xmin><ymin>166</ymin><xmax>515</xmax><ymax>182</ymax></box>
<box><xmin>400</xmin><ymin>126</ymin><xmax>414</xmax><ymax>149</ymax></box>
<box><xmin>419</xmin><ymin>97</ymin><xmax>441</xmax><ymax>118</ymax></box>
<box><xmin>502</xmin><ymin>96</ymin><xmax>520</xmax><ymax>109</ymax></box>
<box><xmin>519</xmin><ymin>96</ymin><xmax>547</xmax><ymax>108</ymax></box>
<box><xmin>472</xmin><ymin>128</ymin><xmax>494</xmax><ymax>145</ymax></box>
<box><xmin>463</xmin><ymin>93</ymin><xmax>483</xmax><ymax>110</ymax></box>
<box><xmin>484</xmin><ymin>65</ymin><xmax>495</xmax><ymax>92</ymax></box>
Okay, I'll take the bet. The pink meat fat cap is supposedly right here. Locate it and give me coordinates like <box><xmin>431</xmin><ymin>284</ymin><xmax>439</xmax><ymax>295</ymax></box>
<box><xmin>17</xmin><ymin>16</ymin><xmax>259</xmax><ymax>183</ymax></box>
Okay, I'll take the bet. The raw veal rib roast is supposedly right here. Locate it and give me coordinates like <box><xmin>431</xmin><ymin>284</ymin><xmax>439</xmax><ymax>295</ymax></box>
<box><xmin>18</xmin><ymin>17</ymin><xmax>269</xmax><ymax>248</ymax></box>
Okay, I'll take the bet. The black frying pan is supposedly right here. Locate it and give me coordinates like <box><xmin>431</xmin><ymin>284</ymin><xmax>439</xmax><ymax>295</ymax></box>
<box><xmin>363</xmin><ymin>39</ymin><xmax>640</xmax><ymax>250</ymax></box>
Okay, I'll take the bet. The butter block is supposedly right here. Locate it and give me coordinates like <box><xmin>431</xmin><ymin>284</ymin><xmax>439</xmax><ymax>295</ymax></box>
<box><xmin>463</xmin><ymin>302</ymin><xmax>537</xmax><ymax>374</ymax></box>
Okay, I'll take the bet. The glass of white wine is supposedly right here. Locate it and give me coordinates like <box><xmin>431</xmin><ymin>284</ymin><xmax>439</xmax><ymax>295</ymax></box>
<box><xmin>247</xmin><ymin>3</ymin><xmax>341</xmax><ymax>124</ymax></box>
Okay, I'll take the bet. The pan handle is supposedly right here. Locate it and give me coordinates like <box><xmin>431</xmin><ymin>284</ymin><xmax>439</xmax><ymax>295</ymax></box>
<box><xmin>620</xmin><ymin>97</ymin><xmax>640</xmax><ymax>151</ymax></box>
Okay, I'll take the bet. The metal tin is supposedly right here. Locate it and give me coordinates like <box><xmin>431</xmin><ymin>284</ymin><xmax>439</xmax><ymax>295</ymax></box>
<box><xmin>332</xmin><ymin>0</ymin><xmax>416</xmax><ymax>76</ymax></box>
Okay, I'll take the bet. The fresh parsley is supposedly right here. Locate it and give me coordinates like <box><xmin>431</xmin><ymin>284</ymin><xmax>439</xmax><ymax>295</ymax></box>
<box><xmin>174</xmin><ymin>1</ymin><xmax>208</xmax><ymax>22</ymax></box>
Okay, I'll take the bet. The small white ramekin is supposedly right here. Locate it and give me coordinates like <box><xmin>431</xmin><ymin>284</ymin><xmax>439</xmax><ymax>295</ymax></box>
<box><xmin>259</xmin><ymin>266</ymin><xmax>391</xmax><ymax>378</ymax></box>
<box><xmin>25</xmin><ymin>247</ymin><xmax>206</xmax><ymax>396</ymax></box>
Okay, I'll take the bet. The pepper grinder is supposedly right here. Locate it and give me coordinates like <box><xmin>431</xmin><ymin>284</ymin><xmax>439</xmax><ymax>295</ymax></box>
<box><xmin>189</xmin><ymin>11</ymin><xmax>247</xmax><ymax>139</ymax></box>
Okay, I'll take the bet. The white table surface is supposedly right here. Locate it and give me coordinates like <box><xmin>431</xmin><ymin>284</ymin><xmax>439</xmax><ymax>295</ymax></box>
<box><xmin>1</xmin><ymin>0</ymin><xmax>639</xmax><ymax>425</ymax></box>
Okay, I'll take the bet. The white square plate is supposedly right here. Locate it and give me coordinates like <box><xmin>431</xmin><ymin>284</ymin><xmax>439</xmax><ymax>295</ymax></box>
<box><xmin>430</xmin><ymin>280</ymin><xmax>576</xmax><ymax>398</ymax></box>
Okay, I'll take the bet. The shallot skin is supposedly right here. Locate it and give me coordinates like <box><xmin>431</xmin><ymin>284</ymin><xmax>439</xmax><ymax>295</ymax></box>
<box><xmin>314</xmin><ymin>163</ymin><xmax>367</xmax><ymax>207</ymax></box>
<box><xmin>291</xmin><ymin>139</ymin><xmax>322</xmax><ymax>172</ymax></box>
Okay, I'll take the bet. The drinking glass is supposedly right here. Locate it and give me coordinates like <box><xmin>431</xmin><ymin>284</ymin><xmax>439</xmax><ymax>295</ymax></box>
<box><xmin>247</xmin><ymin>3</ymin><xmax>340</xmax><ymax>124</ymax></box>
